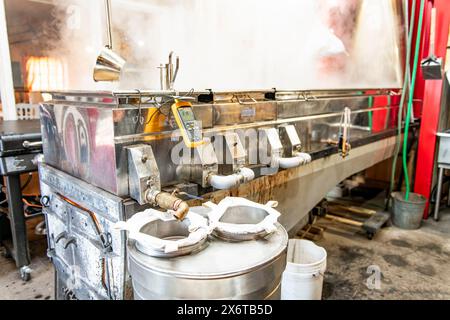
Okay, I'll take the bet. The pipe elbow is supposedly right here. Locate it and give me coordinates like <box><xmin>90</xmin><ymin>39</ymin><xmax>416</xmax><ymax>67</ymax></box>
<box><xmin>277</xmin><ymin>152</ymin><xmax>311</xmax><ymax>169</ymax></box>
<box><xmin>173</xmin><ymin>201</ymin><xmax>189</xmax><ymax>221</ymax></box>
<box><xmin>294</xmin><ymin>152</ymin><xmax>312</xmax><ymax>164</ymax></box>
<box><xmin>152</xmin><ymin>192</ymin><xmax>189</xmax><ymax>220</ymax></box>
<box><xmin>208</xmin><ymin>168</ymin><xmax>255</xmax><ymax>190</ymax></box>
<box><xmin>277</xmin><ymin>156</ymin><xmax>303</xmax><ymax>169</ymax></box>
<box><xmin>208</xmin><ymin>174</ymin><xmax>240</xmax><ymax>190</ymax></box>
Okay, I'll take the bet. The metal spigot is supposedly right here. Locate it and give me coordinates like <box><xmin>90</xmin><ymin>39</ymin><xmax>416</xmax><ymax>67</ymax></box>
<box><xmin>146</xmin><ymin>189</ymin><xmax>189</xmax><ymax>221</ymax></box>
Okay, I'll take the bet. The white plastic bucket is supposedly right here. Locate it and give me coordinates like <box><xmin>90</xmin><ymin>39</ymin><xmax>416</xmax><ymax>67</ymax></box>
<box><xmin>281</xmin><ymin>239</ymin><xmax>327</xmax><ymax>300</ymax></box>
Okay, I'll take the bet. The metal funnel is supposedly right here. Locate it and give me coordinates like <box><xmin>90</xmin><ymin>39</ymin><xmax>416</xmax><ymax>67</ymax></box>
<box><xmin>93</xmin><ymin>0</ymin><xmax>126</xmax><ymax>82</ymax></box>
<box><xmin>94</xmin><ymin>46</ymin><xmax>126</xmax><ymax>82</ymax></box>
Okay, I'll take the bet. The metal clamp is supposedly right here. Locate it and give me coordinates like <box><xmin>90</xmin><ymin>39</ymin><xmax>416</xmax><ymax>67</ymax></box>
<box><xmin>40</xmin><ymin>195</ymin><xmax>51</xmax><ymax>208</ymax></box>
<box><xmin>99</xmin><ymin>232</ymin><xmax>113</xmax><ymax>254</ymax></box>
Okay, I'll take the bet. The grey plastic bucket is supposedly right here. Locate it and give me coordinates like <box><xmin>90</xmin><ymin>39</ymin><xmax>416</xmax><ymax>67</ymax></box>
<box><xmin>391</xmin><ymin>192</ymin><xmax>426</xmax><ymax>230</ymax></box>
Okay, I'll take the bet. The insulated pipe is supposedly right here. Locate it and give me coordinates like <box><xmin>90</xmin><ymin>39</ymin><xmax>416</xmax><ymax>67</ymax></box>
<box><xmin>277</xmin><ymin>152</ymin><xmax>312</xmax><ymax>169</ymax></box>
<box><xmin>208</xmin><ymin>167</ymin><xmax>255</xmax><ymax>190</ymax></box>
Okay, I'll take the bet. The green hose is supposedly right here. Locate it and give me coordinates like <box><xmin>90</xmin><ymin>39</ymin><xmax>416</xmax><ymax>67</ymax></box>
<box><xmin>389</xmin><ymin>0</ymin><xmax>415</xmax><ymax>200</ymax></box>
<box><xmin>368</xmin><ymin>96</ymin><xmax>373</xmax><ymax>132</ymax></box>
<box><xmin>403</xmin><ymin>0</ymin><xmax>426</xmax><ymax>200</ymax></box>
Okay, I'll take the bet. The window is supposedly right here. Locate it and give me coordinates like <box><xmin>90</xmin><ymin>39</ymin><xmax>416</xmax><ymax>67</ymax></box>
<box><xmin>26</xmin><ymin>56</ymin><xmax>65</xmax><ymax>91</ymax></box>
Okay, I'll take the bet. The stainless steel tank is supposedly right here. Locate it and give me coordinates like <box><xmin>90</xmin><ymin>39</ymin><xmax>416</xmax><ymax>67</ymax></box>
<box><xmin>127</xmin><ymin>206</ymin><xmax>288</xmax><ymax>300</ymax></box>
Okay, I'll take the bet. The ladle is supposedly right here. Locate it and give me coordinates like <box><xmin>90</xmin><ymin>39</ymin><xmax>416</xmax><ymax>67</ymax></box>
<box><xmin>93</xmin><ymin>0</ymin><xmax>126</xmax><ymax>82</ymax></box>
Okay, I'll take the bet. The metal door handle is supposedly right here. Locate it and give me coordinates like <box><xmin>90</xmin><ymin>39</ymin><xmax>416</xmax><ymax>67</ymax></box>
<box><xmin>63</xmin><ymin>237</ymin><xmax>77</xmax><ymax>249</ymax></box>
<box><xmin>23</xmin><ymin>141</ymin><xmax>43</xmax><ymax>148</ymax></box>
<box><xmin>55</xmin><ymin>231</ymin><xmax>67</xmax><ymax>244</ymax></box>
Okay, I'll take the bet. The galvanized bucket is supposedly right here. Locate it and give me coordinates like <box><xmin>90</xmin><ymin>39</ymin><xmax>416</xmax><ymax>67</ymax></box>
<box><xmin>391</xmin><ymin>192</ymin><xmax>426</xmax><ymax>230</ymax></box>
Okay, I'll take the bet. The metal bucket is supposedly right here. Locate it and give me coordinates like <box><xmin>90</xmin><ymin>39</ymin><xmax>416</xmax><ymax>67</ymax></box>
<box><xmin>391</xmin><ymin>192</ymin><xmax>427</xmax><ymax>230</ymax></box>
<box><xmin>127</xmin><ymin>206</ymin><xmax>288</xmax><ymax>300</ymax></box>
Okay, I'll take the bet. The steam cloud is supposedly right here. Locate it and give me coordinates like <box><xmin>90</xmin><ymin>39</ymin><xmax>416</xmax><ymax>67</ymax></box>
<box><xmin>47</xmin><ymin>0</ymin><xmax>403</xmax><ymax>91</ymax></box>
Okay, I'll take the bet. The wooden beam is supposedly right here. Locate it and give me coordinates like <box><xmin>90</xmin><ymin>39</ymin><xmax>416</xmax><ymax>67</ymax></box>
<box><xmin>323</xmin><ymin>214</ymin><xmax>364</xmax><ymax>227</ymax></box>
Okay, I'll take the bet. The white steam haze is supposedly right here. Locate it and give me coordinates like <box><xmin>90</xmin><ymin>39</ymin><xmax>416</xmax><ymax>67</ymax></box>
<box><xmin>48</xmin><ymin>0</ymin><xmax>404</xmax><ymax>91</ymax></box>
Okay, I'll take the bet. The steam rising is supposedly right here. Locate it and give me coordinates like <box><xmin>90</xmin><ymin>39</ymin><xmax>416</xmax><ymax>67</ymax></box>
<box><xmin>48</xmin><ymin>0</ymin><xmax>403</xmax><ymax>91</ymax></box>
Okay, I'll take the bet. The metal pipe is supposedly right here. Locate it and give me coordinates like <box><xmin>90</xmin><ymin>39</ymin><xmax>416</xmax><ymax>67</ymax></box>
<box><xmin>164</xmin><ymin>64</ymin><xmax>171</xmax><ymax>91</ymax></box>
<box><xmin>168</xmin><ymin>52</ymin><xmax>174</xmax><ymax>85</ymax></box>
<box><xmin>433</xmin><ymin>167</ymin><xmax>444</xmax><ymax>221</ymax></box>
<box><xmin>170</xmin><ymin>56</ymin><xmax>180</xmax><ymax>90</ymax></box>
<box><xmin>148</xmin><ymin>191</ymin><xmax>189</xmax><ymax>221</ymax></box>
<box><xmin>105</xmin><ymin>0</ymin><xmax>113</xmax><ymax>49</ymax></box>
<box><xmin>208</xmin><ymin>167</ymin><xmax>255</xmax><ymax>190</ymax></box>
<box><xmin>157</xmin><ymin>64</ymin><xmax>165</xmax><ymax>90</ymax></box>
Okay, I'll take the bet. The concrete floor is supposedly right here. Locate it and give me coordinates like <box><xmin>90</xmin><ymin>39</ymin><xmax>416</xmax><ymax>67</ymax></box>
<box><xmin>0</xmin><ymin>210</ymin><xmax>449</xmax><ymax>300</ymax></box>
<box><xmin>316</xmin><ymin>209</ymin><xmax>450</xmax><ymax>300</ymax></box>
<box><xmin>0</xmin><ymin>239</ymin><xmax>53</xmax><ymax>300</ymax></box>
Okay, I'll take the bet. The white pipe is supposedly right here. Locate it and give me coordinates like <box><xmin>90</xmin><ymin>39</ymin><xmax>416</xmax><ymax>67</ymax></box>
<box><xmin>208</xmin><ymin>167</ymin><xmax>255</xmax><ymax>190</ymax></box>
<box><xmin>0</xmin><ymin>0</ymin><xmax>17</xmax><ymax>121</ymax></box>
<box><xmin>277</xmin><ymin>152</ymin><xmax>312</xmax><ymax>169</ymax></box>
<box><xmin>295</xmin><ymin>152</ymin><xmax>312</xmax><ymax>163</ymax></box>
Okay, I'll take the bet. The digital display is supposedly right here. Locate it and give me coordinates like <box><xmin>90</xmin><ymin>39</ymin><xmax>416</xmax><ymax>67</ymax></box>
<box><xmin>178</xmin><ymin>107</ymin><xmax>195</xmax><ymax>122</ymax></box>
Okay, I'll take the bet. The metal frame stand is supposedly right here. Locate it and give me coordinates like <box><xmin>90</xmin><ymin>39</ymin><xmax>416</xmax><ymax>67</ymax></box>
<box><xmin>433</xmin><ymin>163</ymin><xmax>450</xmax><ymax>221</ymax></box>
<box><xmin>2</xmin><ymin>174</ymin><xmax>32</xmax><ymax>281</ymax></box>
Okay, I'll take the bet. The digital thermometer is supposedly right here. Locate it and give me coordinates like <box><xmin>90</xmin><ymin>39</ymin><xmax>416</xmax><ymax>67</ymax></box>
<box><xmin>171</xmin><ymin>100</ymin><xmax>204</xmax><ymax>148</ymax></box>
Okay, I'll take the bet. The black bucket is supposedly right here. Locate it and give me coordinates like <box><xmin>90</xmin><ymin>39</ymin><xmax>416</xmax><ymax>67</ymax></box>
<box><xmin>391</xmin><ymin>192</ymin><xmax>427</xmax><ymax>230</ymax></box>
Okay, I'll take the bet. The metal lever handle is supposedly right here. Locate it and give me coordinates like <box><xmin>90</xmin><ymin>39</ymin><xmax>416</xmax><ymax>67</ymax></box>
<box><xmin>23</xmin><ymin>141</ymin><xmax>43</xmax><ymax>148</ymax></box>
<box><xmin>237</xmin><ymin>96</ymin><xmax>257</xmax><ymax>105</ymax></box>
<box><xmin>63</xmin><ymin>237</ymin><xmax>77</xmax><ymax>249</ymax></box>
<box><xmin>55</xmin><ymin>232</ymin><xmax>77</xmax><ymax>249</ymax></box>
<box><xmin>55</xmin><ymin>231</ymin><xmax>67</xmax><ymax>244</ymax></box>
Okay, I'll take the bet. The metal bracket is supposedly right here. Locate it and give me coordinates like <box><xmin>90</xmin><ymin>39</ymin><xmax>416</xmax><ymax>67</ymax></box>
<box><xmin>259</xmin><ymin>128</ymin><xmax>283</xmax><ymax>161</ymax></box>
<box><xmin>177</xmin><ymin>140</ymin><xmax>219</xmax><ymax>188</ymax></box>
<box><xmin>219</xmin><ymin>132</ymin><xmax>246</xmax><ymax>175</ymax></box>
<box><xmin>99</xmin><ymin>232</ymin><xmax>113</xmax><ymax>254</ymax></box>
<box><xmin>126</xmin><ymin>144</ymin><xmax>161</xmax><ymax>205</ymax></box>
<box><xmin>258</xmin><ymin>128</ymin><xmax>283</xmax><ymax>175</ymax></box>
<box><xmin>279</xmin><ymin>124</ymin><xmax>302</xmax><ymax>157</ymax></box>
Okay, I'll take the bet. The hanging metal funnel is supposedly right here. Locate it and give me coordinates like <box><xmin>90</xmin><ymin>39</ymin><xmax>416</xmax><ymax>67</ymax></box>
<box><xmin>94</xmin><ymin>46</ymin><xmax>126</xmax><ymax>81</ymax></box>
<box><xmin>93</xmin><ymin>0</ymin><xmax>126</xmax><ymax>82</ymax></box>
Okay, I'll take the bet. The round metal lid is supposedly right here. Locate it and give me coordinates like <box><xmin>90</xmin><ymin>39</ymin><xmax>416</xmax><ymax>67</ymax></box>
<box><xmin>128</xmin><ymin>207</ymin><xmax>288</xmax><ymax>279</ymax></box>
